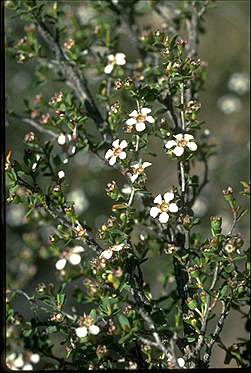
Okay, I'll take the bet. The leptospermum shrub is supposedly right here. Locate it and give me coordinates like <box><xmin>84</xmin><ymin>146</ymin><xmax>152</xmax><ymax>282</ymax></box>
<box><xmin>5</xmin><ymin>0</ymin><xmax>250</xmax><ymax>370</ymax></box>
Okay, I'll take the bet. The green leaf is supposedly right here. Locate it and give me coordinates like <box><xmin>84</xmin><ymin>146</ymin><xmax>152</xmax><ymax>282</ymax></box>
<box><xmin>220</xmin><ymin>285</ymin><xmax>228</xmax><ymax>299</ymax></box>
<box><xmin>118</xmin><ymin>314</ymin><xmax>130</xmax><ymax>331</ymax></box>
<box><xmin>47</xmin><ymin>325</ymin><xmax>57</xmax><ymax>334</ymax></box>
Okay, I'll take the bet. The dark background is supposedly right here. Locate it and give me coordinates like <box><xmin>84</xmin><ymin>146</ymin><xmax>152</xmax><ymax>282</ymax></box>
<box><xmin>6</xmin><ymin>1</ymin><xmax>250</xmax><ymax>368</ymax></box>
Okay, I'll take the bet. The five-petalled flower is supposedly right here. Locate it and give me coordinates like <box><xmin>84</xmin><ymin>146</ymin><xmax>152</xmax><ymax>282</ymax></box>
<box><xmin>75</xmin><ymin>314</ymin><xmax>100</xmax><ymax>338</ymax></box>
<box><xmin>126</xmin><ymin>107</ymin><xmax>155</xmax><ymax>132</ymax></box>
<box><xmin>150</xmin><ymin>192</ymin><xmax>178</xmax><ymax>223</ymax></box>
<box><xmin>55</xmin><ymin>246</ymin><xmax>85</xmax><ymax>270</ymax></box>
<box><xmin>104</xmin><ymin>53</ymin><xmax>126</xmax><ymax>74</ymax></box>
<box><xmin>129</xmin><ymin>161</ymin><xmax>152</xmax><ymax>183</ymax></box>
<box><xmin>165</xmin><ymin>133</ymin><xmax>197</xmax><ymax>157</ymax></box>
<box><xmin>99</xmin><ymin>243</ymin><xmax>125</xmax><ymax>260</ymax></box>
<box><xmin>105</xmin><ymin>139</ymin><xmax>128</xmax><ymax>166</ymax></box>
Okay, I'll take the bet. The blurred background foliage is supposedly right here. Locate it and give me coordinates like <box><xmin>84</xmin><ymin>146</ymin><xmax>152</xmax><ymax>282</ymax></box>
<box><xmin>5</xmin><ymin>0</ymin><xmax>250</xmax><ymax>368</ymax></box>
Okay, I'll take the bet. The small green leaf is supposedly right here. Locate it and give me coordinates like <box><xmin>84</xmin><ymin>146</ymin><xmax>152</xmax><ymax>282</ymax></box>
<box><xmin>118</xmin><ymin>314</ymin><xmax>130</xmax><ymax>331</ymax></box>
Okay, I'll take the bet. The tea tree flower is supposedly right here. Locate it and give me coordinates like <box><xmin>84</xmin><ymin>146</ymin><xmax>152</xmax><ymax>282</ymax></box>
<box><xmin>130</xmin><ymin>161</ymin><xmax>152</xmax><ymax>183</ymax></box>
<box><xmin>126</xmin><ymin>107</ymin><xmax>155</xmax><ymax>132</ymax></box>
<box><xmin>75</xmin><ymin>314</ymin><xmax>100</xmax><ymax>338</ymax></box>
<box><xmin>165</xmin><ymin>133</ymin><xmax>197</xmax><ymax>156</ymax></box>
<box><xmin>55</xmin><ymin>246</ymin><xmax>85</xmax><ymax>270</ymax></box>
<box><xmin>104</xmin><ymin>53</ymin><xmax>126</xmax><ymax>74</ymax></box>
<box><xmin>105</xmin><ymin>139</ymin><xmax>128</xmax><ymax>166</ymax></box>
<box><xmin>99</xmin><ymin>243</ymin><xmax>125</xmax><ymax>260</ymax></box>
<box><xmin>150</xmin><ymin>192</ymin><xmax>178</xmax><ymax>223</ymax></box>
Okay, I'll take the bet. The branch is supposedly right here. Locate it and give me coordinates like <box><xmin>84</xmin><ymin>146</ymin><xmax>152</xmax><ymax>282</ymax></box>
<box><xmin>9</xmin><ymin>114</ymin><xmax>58</xmax><ymax>138</ymax></box>
<box><xmin>32</xmin><ymin>13</ymin><xmax>105</xmax><ymax>132</ymax></box>
<box><xmin>203</xmin><ymin>299</ymin><xmax>231</xmax><ymax>366</ymax></box>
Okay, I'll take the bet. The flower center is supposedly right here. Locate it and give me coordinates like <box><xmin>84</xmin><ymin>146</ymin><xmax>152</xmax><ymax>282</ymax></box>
<box><xmin>136</xmin><ymin>114</ymin><xmax>145</xmax><ymax>122</ymax></box>
<box><xmin>135</xmin><ymin>166</ymin><xmax>144</xmax><ymax>174</ymax></box>
<box><xmin>159</xmin><ymin>202</ymin><xmax>169</xmax><ymax>212</ymax></box>
<box><xmin>177</xmin><ymin>139</ymin><xmax>187</xmax><ymax>147</ymax></box>
<box><xmin>113</xmin><ymin>147</ymin><xmax>122</xmax><ymax>156</ymax></box>
<box><xmin>84</xmin><ymin>316</ymin><xmax>94</xmax><ymax>327</ymax></box>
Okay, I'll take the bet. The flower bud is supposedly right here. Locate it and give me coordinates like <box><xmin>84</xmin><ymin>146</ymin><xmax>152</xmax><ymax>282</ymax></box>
<box><xmin>210</xmin><ymin>216</ymin><xmax>222</xmax><ymax>236</ymax></box>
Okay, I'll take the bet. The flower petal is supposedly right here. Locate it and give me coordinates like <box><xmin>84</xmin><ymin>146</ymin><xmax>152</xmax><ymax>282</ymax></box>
<box><xmin>130</xmin><ymin>174</ymin><xmax>138</xmax><ymax>183</ymax></box>
<box><xmin>68</xmin><ymin>253</ymin><xmax>81</xmax><ymax>265</ymax></box>
<box><xmin>159</xmin><ymin>212</ymin><xmax>169</xmax><ymax>223</ymax></box>
<box><xmin>58</xmin><ymin>134</ymin><xmax>66</xmax><ymax>145</ymax></box>
<box><xmin>76</xmin><ymin>326</ymin><xmax>88</xmax><ymax>338</ymax></box>
<box><xmin>173</xmin><ymin>146</ymin><xmax>184</xmax><ymax>157</ymax></box>
<box><xmin>119</xmin><ymin>151</ymin><xmax>126</xmax><ymax>160</ymax></box>
<box><xmin>104</xmin><ymin>64</ymin><xmax>113</xmax><ymax>74</ymax></box>
<box><xmin>184</xmin><ymin>134</ymin><xmax>194</xmax><ymax>141</ymax></box>
<box><xmin>55</xmin><ymin>258</ymin><xmax>67</xmax><ymax>270</ymax></box>
<box><xmin>68</xmin><ymin>145</ymin><xmax>76</xmax><ymax>155</ymax></box>
<box><xmin>126</xmin><ymin>118</ymin><xmax>137</xmax><ymax>126</ymax></box>
<box><xmin>150</xmin><ymin>206</ymin><xmax>160</xmax><ymax>218</ymax></box>
<box><xmin>109</xmin><ymin>156</ymin><xmax>117</xmax><ymax>165</ymax></box>
<box><xmin>141</xmin><ymin>107</ymin><xmax>151</xmax><ymax>115</ymax></box>
<box><xmin>165</xmin><ymin>140</ymin><xmax>177</xmax><ymax>149</ymax></box>
<box><xmin>112</xmin><ymin>139</ymin><xmax>120</xmax><ymax>147</ymax></box>
<box><xmin>142</xmin><ymin>162</ymin><xmax>152</xmax><ymax>168</ymax></box>
<box><xmin>72</xmin><ymin>246</ymin><xmax>85</xmax><ymax>254</ymax></box>
<box><xmin>164</xmin><ymin>192</ymin><xmax>174</xmax><ymax>202</ymax></box>
<box><xmin>131</xmin><ymin>162</ymin><xmax>140</xmax><ymax>168</ymax></box>
<box><xmin>154</xmin><ymin>194</ymin><xmax>163</xmax><ymax>204</ymax></box>
<box><xmin>169</xmin><ymin>203</ymin><xmax>178</xmax><ymax>213</ymax></box>
<box><xmin>89</xmin><ymin>324</ymin><xmax>100</xmax><ymax>335</ymax></box>
<box><xmin>107</xmin><ymin>54</ymin><xmax>115</xmax><ymax>61</ymax></box>
<box><xmin>174</xmin><ymin>134</ymin><xmax>183</xmax><ymax>140</ymax></box>
<box><xmin>115</xmin><ymin>53</ymin><xmax>126</xmax><ymax>59</ymax></box>
<box><xmin>112</xmin><ymin>243</ymin><xmax>124</xmax><ymax>251</ymax></box>
<box><xmin>136</xmin><ymin>122</ymin><xmax>146</xmax><ymax>132</ymax></box>
<box><xmin>129</xmin><ymin>110</ymin><xmax>138</xmax><ymax>117</ymax></box>
<box><xmin>120</xmin><ymin>140</ymin><xmax>128</xmax><ymax>149</ymax></box>
<box><xmin>105</xmin><ymin>149</ymin><xmax>113</xmax><ymax>159</ymax></box>
<box><xmin>145</xmin><ymin>115</ymin><xmax>155</xmax><ymax>123</ymax></box>
<box><xmin>100</xmin><ymin>249</ymin><xmax>113</xmax><ymax>259</ymax></box>
<box><xmin>186</xmin><ymin>141</ymin><xmax>197</xmax><ymax>151</ymax></box>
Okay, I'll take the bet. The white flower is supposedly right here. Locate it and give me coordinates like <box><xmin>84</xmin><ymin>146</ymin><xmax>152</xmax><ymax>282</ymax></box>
<box><xmin>228</xmin><ymin>72</ymin><xmax>250</xmax><ymax>95</ymax></box>
<box><xmin>76</xmin><ymin>315</ymin><xmax>100</xmax><ymax>338</ymax></box>
<box><xmin>104</xmin><ymin>52</ymin><xmax>126</xmax><ymax>74</ymax></box>
<box><xmin>58</xmin><ymin>170</ymin><xmax>65</xmax><ymax>179</ymax></box>
<box><xmin>105</xmin><ymin>139</ymin><xmax>128</xmax><ymax>166</ymax></box>
<box><xmin>55</xmin><ymin>246</ymin><xmax>85</xmax><ymax>270</ymax></box>
<box><xmin>30</xmin><ymin>354</ymin><xmax>40</xmax><ymax>364</ymax></box>
<box><xmin>177</xmin><ymin>357</ymin><xmax>185</xmax><ymax>368</ymax></box>
<box><xmin>150</xmin><ymin>192</ymin><xmax>178</xmax><ymax>223</ymax></box>
<box><xmin>23</xmin><ymin>364</ymin><xmax>33</xmax><ymax>370</ymax></box>
<box><xmin>217</xmin><ymin>95</ymin><xmax>242</xmax><ymax>114</ymax></box>
<box><xmin>130</xmin><ymin>161</ymin><xmax>152</xmax><ymax>182</ymax></box>
<box><xmin>67</xmin><ymin>189</ymin><xmax>89</xmax><ymax>214</ymax></box>
<box><xmin>165</xmin><ymin>133</ymin><xmax>197</xmax><ymax>156</ymax></box>
<box><xmin>57</xmin><ymin>133</ymin><xmax>76</xmax><ymax>164</ymax></box>
<box><xmin>126</xmin><ymin>107</ymin><xmax>155</xmax><ymax>132</ymax></box>
<box><xmin>99</xmin><ymin>243</ymin><xmax>125</xmax><ymax>260</ymax></box>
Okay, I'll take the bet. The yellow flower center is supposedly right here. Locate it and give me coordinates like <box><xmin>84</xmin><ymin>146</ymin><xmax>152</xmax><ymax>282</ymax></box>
<box><xmin>135</xmin><ymin>165</ymin><xmax>144</xmax><ymax>174</ymax></box>
<box><xmin>113</xmin><ymin>147</ymin><xmax>122</xmax><ymax>156</ymax></box>
<box><xmin>84</xmin><ymin>316</ymin><xmax>94</xmax><ymax>327</ymax></box>
<box><xmin>136</xmin><ymin>114</ymin><xmax>145</xmax><ymax>122</ymax></box>
<box><xmin>159</xmin><ymin>202</ymin><xmax>169</xmax><ymax>212</ymax></box>
<box><xmin>177</xmin><ymin>139</ymin><xmax>187</xmax><ymax>147</ymax></box>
